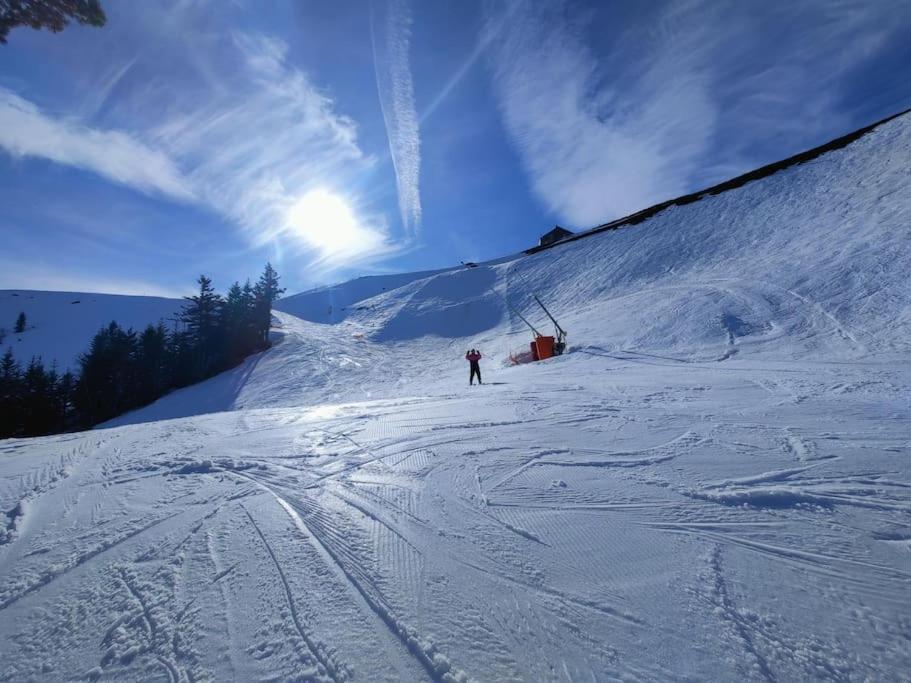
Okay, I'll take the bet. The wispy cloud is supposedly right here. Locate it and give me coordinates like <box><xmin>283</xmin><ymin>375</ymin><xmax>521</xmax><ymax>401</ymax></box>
<box><xmin>372</xmin><ymin>0</ymin><xmax>422</xmax><ymax>233</ymax></box>
<box><xmin>0</xmin><ymin>87</ymin><xmax>193</xmax><ymax>201</ymax></box>
<box><xmin>485</xmin><ymin>0</ymin><xmax>911</xmax><ymax>227</ymax></box>
<box><xmin>147</xmin><ymin>30</ymin><xmax>380</xmax><ymax>255</ymax></box>
<box><xmin>1</xmin><ymin>2</ymin><xmax>403</xmax><ymax>274</ymax></box>
<box><xmin>420</xmin><ymin>2</ymin><xmax>520</xmax><ymax>125</ymax></box>
<box><xmin>484</xmin><ymin>1</ymin><xmax>716</xmax><ymax>227</ymax></box>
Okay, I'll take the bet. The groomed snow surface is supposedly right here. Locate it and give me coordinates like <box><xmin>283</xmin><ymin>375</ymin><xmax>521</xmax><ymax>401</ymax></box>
<box><xmin>2</xmin><ymin>115</ymin><xmax>911</xmax><ymax>680</ymax></box>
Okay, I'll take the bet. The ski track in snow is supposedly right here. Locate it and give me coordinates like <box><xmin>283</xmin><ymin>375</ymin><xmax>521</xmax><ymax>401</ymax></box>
<box><xmin>3</xmin><ymin>114</ymin><xmax>911</xmax><ymax>679</ymax></box>
<box><xmin>4</xmin><ymin>348</ymin><xmax>908</xmax><ymax>680</ymax></box>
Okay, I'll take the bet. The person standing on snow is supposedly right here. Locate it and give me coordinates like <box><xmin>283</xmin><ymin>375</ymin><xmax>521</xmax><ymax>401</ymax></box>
<box><xmin>466</xmin><ymin>349</ymin><xmax>482</xmax><ymax>385</ymax></box>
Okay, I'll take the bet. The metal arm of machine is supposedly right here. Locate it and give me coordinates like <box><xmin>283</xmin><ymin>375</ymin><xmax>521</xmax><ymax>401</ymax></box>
<box><xmin>533</xmin><ymin>295</ymin><xmax>566</xmax><ymax>338</ymax></box>
<box><xmin>506</xmin><ymin>301</ymin><xmax>543</xmax><ymax>338</ymax></box>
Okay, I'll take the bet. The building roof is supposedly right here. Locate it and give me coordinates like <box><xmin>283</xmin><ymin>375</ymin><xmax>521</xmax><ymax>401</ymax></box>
<box><xmin>539</xmin><ymin>225</ymin><xmax>574</xmax><ymax>246</ymax></box>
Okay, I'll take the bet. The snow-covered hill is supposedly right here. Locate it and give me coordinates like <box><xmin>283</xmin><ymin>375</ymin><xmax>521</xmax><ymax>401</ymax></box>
<box><xmin>0</xmin><ymin>290</ymin><xmax>183</xmax><ymax>373</ymax></box>
<box><xmin>2</xmin><ymin>113</ymin><xmax>910</xmax><ymax>680</ymax></box>
<box><xmin>105</xmin><ymin>111</ymin><xmax>911</xmax><ymax>428</ymax></box>
<box><xmin>275</xmin><ymin>269</ymin><xmax>447</xmax><ymax>324</ymax></box>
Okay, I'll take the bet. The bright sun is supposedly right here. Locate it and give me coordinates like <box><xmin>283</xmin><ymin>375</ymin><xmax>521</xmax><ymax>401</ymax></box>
<box><xmin>286</xmin><ymin>188</ymin><xmax>363</xmax><ymax>255</ymax></box>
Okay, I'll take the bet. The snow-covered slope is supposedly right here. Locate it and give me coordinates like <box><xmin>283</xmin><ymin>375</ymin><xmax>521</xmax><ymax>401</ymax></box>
<box><xmin>106</xmin><ymin>112</ymin><xmax>911</xmax><ymax>428</ymax></box>
<box><xmin>275</xmin><ymin>269</ymin><xmax>448</xmax><ymax>324</ymax></box>
<box><xmin>0</xmin><ymin>290</ymin><xmax>183</xmax><ymax>373</ymax></box>
<box><xmin>349</xmin><ymin>113</ymin><xmax>910</xmax><ymax>361</ymax></box>
<box><xmin>2</xmin><ymin>113</ymin><xmax>910</xmax><ymax>680</ymax></box>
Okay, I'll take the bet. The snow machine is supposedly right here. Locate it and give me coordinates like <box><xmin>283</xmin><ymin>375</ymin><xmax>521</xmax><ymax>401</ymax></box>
<box><xmin>508</xmin><ymin>295</ymin><xmax>567</xmax><ymax>361</ymax></box>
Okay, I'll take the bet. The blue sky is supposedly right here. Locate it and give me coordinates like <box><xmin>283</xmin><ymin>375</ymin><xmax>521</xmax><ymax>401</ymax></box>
<box><xmin>1</xmin><ymin>0</ymin><xmax>909</xmax><ymax>297</ymax></box>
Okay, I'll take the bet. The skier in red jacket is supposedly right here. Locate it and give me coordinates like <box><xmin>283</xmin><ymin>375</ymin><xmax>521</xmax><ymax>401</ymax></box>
<box><xmin>466</xmin><ymin>349</ymin><xmax>482</xmax><ymax>385</ymax></box>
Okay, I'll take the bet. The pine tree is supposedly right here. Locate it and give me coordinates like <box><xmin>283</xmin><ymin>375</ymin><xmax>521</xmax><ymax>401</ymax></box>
<box><xmin>253</xmin><ymin>263</ymin><xmax>285</xmax><ymax>345</ymax></box>
<box><xmin>181</xmin><ymin>276</ymin><xmax>222</xmax><ymax>341</ymax></box>
<box><xmin>134</xmin><ymin>323</ymin><xmax>170</xmax><ymax>404</ymax></box>
<box><xmin>22</xmin><ymin>357</ymin><xmax>56</xmax><ymax>435</ymax></box>
<box><xmin>221</xmin><ymin>282</ymin><xmax>248</xmax><ymax>363</ymax></box>
<box><xmin>74</xmin><ymin>321</ymin><xmax>137</xmax><ymax>426</ymax></box>
<box><xmin>181</xmin><ymin>275</ymin><xmax>224</xmax><ymax>377</ymax></box>
<box><xmin>0</xmin><ymin>352</ymin><xmax>71</xmax><ymax>436</ymax></box>
<box><xmin>0</xmin><ymin>348</ymin><xmax>22</xmax><ymax>437</ymax></box>
<box><xmin>2</xmin><ymin>268</ymin><xmax>282</xmax><ymax>435</ymax></box>
<box><xmin>167</xmin><ymin>329</ymin><xmax>197</xmax><ymax>388</ymax></box>
<box><xmin>14</xmin><ymin>311</ymin><xmax>26</xmax><ymax>333</ymax></box>
<box><xmin>0</xmin><ymin>348</ymin><xmax>16</xmax><ymax>380</ymax></box>
<box><xmin>56</xmin><ymin>370</ymin><xmax>76</xmax><ymax>429</ymax></box>
<box><xmin>257</xmin><ymin>263</ymin><xmax>285</xmax><ymax>303</ymax></box>
<box><xmin>241</xmin><ymin>280</ymin><xmax>259</xmax><ymax>351</ymax></box>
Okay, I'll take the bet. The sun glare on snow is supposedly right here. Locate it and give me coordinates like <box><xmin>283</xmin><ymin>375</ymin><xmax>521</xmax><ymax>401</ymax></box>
<box><xmin>287</xmin><ymin>188</ymin><xmax>368</xmax><ymax>256</ymax></box>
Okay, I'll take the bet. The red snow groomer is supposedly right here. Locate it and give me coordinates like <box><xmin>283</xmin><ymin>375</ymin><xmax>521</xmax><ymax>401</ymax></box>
<box><xmin>508</xmin><ymin>295</ymin><xmax>567</xmax><ymax>362</ymax></box>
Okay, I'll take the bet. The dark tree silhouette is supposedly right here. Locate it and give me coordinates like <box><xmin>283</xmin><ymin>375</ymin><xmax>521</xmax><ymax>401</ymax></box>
<box><xmin>221</xmin><ymin>281</ymin><xmax>257</xmax><ymax>363</ymax></box>
<box><xmin>134</xmin><ymin>323</ymin><xmax>169</xmax><ymax>405</ymax></box>
<box><xmin>0</xmin><ymin>0</ymin><xmax>106</xmax><ymax>44</ymax></box>
<box><xmin>0</xmin><ymin>348</ymin><xmax>16</xmax><ymax>379</ymax></box>
<box><xmin>253</xmin><ymin>263</ymin><xmax>285</xmax><ymax>344</ymax></box>
<box><xmin>55</xmin><ymin>369</ymin><xmax>76</xmax><ymax>428</ymax></box>
<box><xmin>22</xmin><ymin>357</ymin><xmax>57</xmax><ymax>434</ymax></box>
<box><xmin>73</xmin><ymin>321</ymin><xmax>137</xmax><ymax>426</ymax></box>
<box><xmin>180</xmin><ymin>275</ymin><xmax>224</xmax><ymax>377</ymax></box>
<box><xmin>14</xmin><ymin>311</ymin><xmax>26</xmax><ymax>333</ymax></box>
<box><xmin>0</xmin><ymin>348</ymin><xmax>22</xmax><ymax>436</ymax></box>
<box><xmin>2</xmin><ymin>264</ymin><xmax>283</xmax><ymax>437</ymax></box>
<box><xmin>0</xmin><ymin>351</ymin><xmax>74</xmax><ymax>437</ymax></box>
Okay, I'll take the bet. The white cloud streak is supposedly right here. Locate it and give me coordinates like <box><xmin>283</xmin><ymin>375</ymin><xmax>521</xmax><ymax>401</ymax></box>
<box><xmin>155</xmin><ymin>29</ymin><xmax>399</xmax><ymax>270</ymax></box>
<box><xmin>484</xmin><ymin>1</ymin><xmax>719</xmax><ymax>226</ymax></box>
<box><xmin>0</xmin><ymin>88</ymin><xmax>193</xmax><ymax>201</ymax></box>
<box><xmin>1</xmin><ymin>3</ymin><xmax>402</xmax><ymax>273</ymax></box>
<box><xmin>485</xmin><ymin>0</ymin><xmax>911</xmax><ymax>227</ymax></box>
<box><xmin>149</xmin><ymin>32</ymin><xmax>377</xmax><ymax>252</ymax></box>
<box><xmin>152</xmin><ymin>25</ymin><xmax>403</xmax><ymax>271</ymax></box>
<box><xmin>372</xmin><ymin>0</ymin><xmax>422</xmax><ymax>233</ymax></box>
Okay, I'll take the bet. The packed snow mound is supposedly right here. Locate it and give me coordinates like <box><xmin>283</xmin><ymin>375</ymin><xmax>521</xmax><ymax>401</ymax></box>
<box><xmin>275</xmin><ymin>269</ymin><xmax>448</xmax><ymax>324</ymax></box>
<box><xmin>0</xmin><ymin>290</ymin><xmax>182</xmax><ymax>373</ymax></box>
